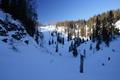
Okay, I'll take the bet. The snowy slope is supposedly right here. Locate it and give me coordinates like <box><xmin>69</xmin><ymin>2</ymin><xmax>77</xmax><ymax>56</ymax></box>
<box><xmin>0</xmin><ymin>11</ymin><xmax>120</xmax><ymax>80</ymax></box>
<box><xmin>1</xmin><ymin>26</ymin><xmax>120</xmax><ymax>80</ymax></box>
<box><xmin>39</xmin><ymin>25</ymin><xmax>71</xmax><ymax>57</ymax></box>
<box><xmin>78</xmin><ymin>38</ymin><xmax>120</xmax><ymax>80</ymax></box>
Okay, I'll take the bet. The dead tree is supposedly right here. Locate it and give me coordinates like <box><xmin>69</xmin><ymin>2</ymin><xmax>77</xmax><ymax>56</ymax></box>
<box><xmin>80</xmin><ymin>54</ymin><xmax>85</xmax><ymax>73</ymax></box>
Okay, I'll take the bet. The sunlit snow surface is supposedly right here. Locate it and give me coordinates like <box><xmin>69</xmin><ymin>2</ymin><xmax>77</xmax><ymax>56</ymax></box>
<box><xmin>115</xmin><ymin>20</ymin><xmax>120</xmax><ymax>32</ymax></box>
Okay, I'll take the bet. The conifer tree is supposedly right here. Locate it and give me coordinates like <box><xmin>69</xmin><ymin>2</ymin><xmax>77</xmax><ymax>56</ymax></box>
<box><xmin>0</xmin><ymin>0</ymin><xmax>10</xmax><ymax>12</ymax></box>
<box><xmin>0</xmin><ymin>0</ymin><xmax>38</xmax><ymax>37</ymax></box>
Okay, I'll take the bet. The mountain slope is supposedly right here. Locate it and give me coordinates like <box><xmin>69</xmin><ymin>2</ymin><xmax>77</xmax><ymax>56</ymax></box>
<box><xmin>1</xmin><ymin>24</ymin><xmax>120</xmax><ymax>80</ymax></box>
<box><xmin>0</xmin><ymin>10</ymin><xmax>120</xmax><ymax>80</ymax></box>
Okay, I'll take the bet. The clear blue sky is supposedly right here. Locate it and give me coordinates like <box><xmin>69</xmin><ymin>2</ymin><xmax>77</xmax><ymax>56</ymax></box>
<box><xmin>37</xmin><ymin>0</ymin><xmax>120</xmax><ymax>24</ymax></box>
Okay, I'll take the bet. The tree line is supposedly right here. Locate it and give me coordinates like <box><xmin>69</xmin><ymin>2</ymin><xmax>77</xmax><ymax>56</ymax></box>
<box><xmin>56</xmin><ymin>9</ymin><xmax>120</xmax><ymax>50</ymax></box>
<box><xmin>0</xmin><ymin>0</ymin><xmax>38</xmax><ymax>37</ymax></box>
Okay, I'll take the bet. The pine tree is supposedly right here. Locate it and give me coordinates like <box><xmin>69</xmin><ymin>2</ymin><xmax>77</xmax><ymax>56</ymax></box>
<box><xmin>108</xmin><ymin>11</ymin><xmax>114</xmax><ymax>40</ymax></box>
<box><xmin>49</xmin><ymin>40</ymin><xmax>51</xmax><ymax>45</ymax></box>
<box><xmin>72</xmin><ymin>47</ymin><xmax>78</xmax><ymax>57</ymax></box>
<box><xmin>90</xmin><ymin>44</ymin><xmax>92</xmax><ymax>50</ymax></box>
<box><xmin>95</xmin><ymin>16</ymin><xmax>102</xmax><ymax>50</ymax></box>
<box><xmin>1</xmin><ymin>0</ymin><xmax>38</xmax><ymax>37</ymax></box>
<box><xmin>96</xmin><ymin>41</ymin><xmax>100</xmax><ymax>50</ymax></box>
<box><xmin>0</xmin><ymin>0</ymin><xmax>10</xmax><ymax>12</ymax></box>
<box><xmin>92</xmin><ymin>25</ymin><xmax>96</xmax><ymax>42</ymax></box>
<box><xmin>69</xmin><ymin>41</ymin><xmax>74</xmax><ymax>52</ymax></box>
<box><xmin>56</xmin><ymin>43</ymin><xmax>58</xmax><ymax>52</ymax></box>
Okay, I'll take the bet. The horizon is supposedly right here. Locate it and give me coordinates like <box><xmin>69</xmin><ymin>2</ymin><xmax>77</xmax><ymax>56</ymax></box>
<box><xmin>37</xmin><ymin>0</ymin><xmax>120</xmax><ymax>24</ymax></box>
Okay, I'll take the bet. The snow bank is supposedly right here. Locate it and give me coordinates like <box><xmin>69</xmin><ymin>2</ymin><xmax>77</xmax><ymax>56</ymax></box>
<box><xmin>115</xmin><ymin>20</ymin><xmax>120</xmax><ymax>30</ymax></box>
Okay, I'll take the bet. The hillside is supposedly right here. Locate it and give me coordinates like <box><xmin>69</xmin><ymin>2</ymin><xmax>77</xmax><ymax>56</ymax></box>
<box><xmin>1</xmin><ymin>25</ymin><xmax>120</xmax><ymax>80</ymax></box>
<box><xmin>0</xmin><ymin>9</ymin><xmax>120</xmax><ymax>80</ymax></box>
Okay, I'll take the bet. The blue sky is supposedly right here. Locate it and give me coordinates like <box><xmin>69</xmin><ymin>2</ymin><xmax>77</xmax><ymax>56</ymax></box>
<box><xmin>37</xmin><ymin>0</ymin><xmax>120</xmax><ymax>24</ymax></box>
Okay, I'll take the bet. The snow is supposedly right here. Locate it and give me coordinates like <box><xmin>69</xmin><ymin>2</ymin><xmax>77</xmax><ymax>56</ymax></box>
<box><xmin>0</xmin><ymin>10</ymin><xmax>6</xmax><ymax>20</ymax></box>
<box><xmin>115</xmin><ymin>20</ymin><xmax>120</xmax><ymax>31</ymax></box>
<box><xmin>1</xmin><ymin>32</ymin><xmax>120</xmax><ymax>80</ymax></box>
<box><xmin>0</xmin><ymin>39</ymin><xmax>79</xmax><ymax>80</ymax></box>
<box><xmin>78</xmin><ymin>38</ymin><xmax>120</xmax><ymax>80</ymax></box>
<box><xmin>0</xmin><ymin>11</ymin><xmax>120</xmax><ymax>80</ymax></box>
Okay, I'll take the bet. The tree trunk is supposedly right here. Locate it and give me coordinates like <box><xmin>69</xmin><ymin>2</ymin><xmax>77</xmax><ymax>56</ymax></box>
<box><xmin>80</xmin><ymin>54</ymin><xmax>84</xmax><ymax>73</ymax></box>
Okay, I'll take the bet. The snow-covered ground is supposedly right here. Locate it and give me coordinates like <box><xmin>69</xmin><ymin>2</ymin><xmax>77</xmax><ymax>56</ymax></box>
<box><xmin>0</xmin><ymin>26</ymin><xmax>120</xmax><ymax>80</ymax></box>
<box><xmin>115</xmin><ymin>20</ymin><xmax>120</xmax><ymax>32</ymax></box>
<box><xmin>0</xmin><ymin>11</ymin><xmax>120</xmax><ymax>80</ymax></box>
